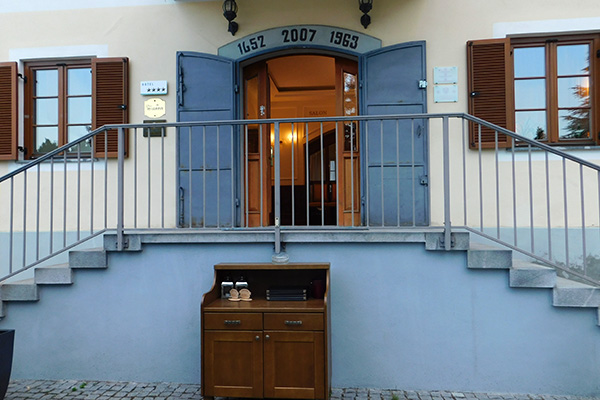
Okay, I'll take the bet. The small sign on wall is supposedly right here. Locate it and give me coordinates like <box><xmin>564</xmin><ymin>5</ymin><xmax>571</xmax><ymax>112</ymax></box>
<box><xmin>433</xmin><ymin>66</ymin><xmax>458</xmax><ymax>103</ymax></box>
<box><xmin>433</xmin><ymin>67</ymin><xmax>458</xmax><ymax>84</ymax></box>
<box><xmin>140</xmin><ymin>80</ymin><xmax>168</xmax><ymax>95</ymax></box>
<box><xmin>434</xmin><ymin>85</ymin><xmax>458</xmax><ymax>103</ymax></box>
<box><xmin>144</xmin><ymin>98</ymin><xmax>166</xmax><ymax>119</ymax></box>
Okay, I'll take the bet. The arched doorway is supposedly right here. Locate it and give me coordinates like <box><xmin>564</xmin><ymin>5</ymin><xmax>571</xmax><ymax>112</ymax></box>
<box><xmin>176</xmin><ymin>37</ymin><xmax>429</xmax><ymax>229</ymax></box>
<box><xmin>241</xmin><ymin>54</ymin><xmax>360</xmax><ymax>227</ymax></box>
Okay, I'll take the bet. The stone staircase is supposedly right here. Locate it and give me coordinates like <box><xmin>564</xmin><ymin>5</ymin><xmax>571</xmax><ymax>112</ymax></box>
<box><xmin>1</xmin><ymin>233</ymin><xmax>599</xmax><ymax>327</ymax></box>
<box><xmin>0</xmin><ymin>248</ymin><xmax>107</xmax><ymax>318</ymax></box>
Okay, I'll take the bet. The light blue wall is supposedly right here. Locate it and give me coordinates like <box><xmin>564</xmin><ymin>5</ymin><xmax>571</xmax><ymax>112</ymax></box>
<box><xmin>0</xmin><ymin>241</ymin><xmax>599</xmax><ymax>396</ymax></box>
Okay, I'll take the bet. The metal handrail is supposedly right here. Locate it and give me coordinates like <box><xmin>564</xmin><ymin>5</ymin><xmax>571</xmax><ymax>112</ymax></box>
<box><xmin>0</xmin><ymin>126</ymin><xmax>110</xmax><ymax>183</ymax></box>
<box><xmin>2</xmin><ymin>113</ymin><xmax>599</xmax><ymax>286</ymax></box>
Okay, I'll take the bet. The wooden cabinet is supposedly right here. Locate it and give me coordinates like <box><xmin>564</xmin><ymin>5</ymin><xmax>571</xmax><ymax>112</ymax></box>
<box><xmin>201</xmin><ymin>263</ymin><xmax>330</xmax><ymax>400</ymax></box>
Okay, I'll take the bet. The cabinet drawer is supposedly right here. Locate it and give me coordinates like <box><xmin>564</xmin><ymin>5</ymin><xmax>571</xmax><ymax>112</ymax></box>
<box><xmin>204</xmin><ymin>313</ymin><xmax>263</xmax><ymax>330</ymax></box>
<box><xmin>264</xmin><ymin>313</ymin><xmax>323</xmax><ymax>331</ymax></box>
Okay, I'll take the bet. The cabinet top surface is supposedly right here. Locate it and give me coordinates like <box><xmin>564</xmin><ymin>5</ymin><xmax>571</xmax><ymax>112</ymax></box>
<box><xmin>215</xmin><ymin>263</ymin><xmax>330</xmax><ymax>271</ymax></box>
<box><xmin>204</xmin><ymin>298</ymin><xmax>326</xmax><ymax>312</ymax></box>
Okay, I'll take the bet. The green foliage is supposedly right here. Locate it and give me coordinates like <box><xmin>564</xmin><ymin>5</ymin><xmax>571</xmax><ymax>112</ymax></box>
<box><xmin>36</xmin><ymin>138</ymin><xmax>58</xmax><ymax>154</ymax></box>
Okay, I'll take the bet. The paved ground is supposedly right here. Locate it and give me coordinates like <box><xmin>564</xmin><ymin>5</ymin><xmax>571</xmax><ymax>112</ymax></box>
<box><xmin>4</xmin><ymin>381</ymin><xmax>600</xmax><ymax>400</ymax></box>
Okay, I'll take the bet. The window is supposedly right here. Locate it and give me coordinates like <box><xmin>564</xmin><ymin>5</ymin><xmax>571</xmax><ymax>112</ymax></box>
<box><xmin>513</xmin><ymin>38</ymin><xmax>592</xmax><ymax>143</ymax></box>
<box><xmin>0</xmin><ymin>57</ymin><xmax>128</xmax><ymax>160</ymax></box>
<box><xmin>467</xmin><ymin>34</ymin><xmax>600</xmax><ymax>148</ymax></box>
<box><xmin>25</xmin><ymin>60</ymin><xmax>92</xmax><ymax>155</ymax></box>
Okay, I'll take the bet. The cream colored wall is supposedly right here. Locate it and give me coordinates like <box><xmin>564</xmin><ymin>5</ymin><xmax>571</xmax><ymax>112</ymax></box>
<box><xmin>2</xmin><ymin>0</ymin><xmax>600</xmax><ymax>231</ymax></box>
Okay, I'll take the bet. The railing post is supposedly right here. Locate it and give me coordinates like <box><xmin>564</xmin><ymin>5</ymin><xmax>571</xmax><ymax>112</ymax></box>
<box><xmin>117</xmin><ymin>127</ymin><xmax>125</xmax><ymax>251</ymax></box>
<box><xmin>272</xmin><ymin>121</ymin><xmax>288</xmax><ymax>263</ymax></box>
<box><xmin>442</xmin><ymin>116</ymin><xmax>452</xmax><ymax>251</ymax></box>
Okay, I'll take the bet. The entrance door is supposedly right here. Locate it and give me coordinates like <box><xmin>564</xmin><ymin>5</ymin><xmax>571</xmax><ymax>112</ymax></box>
<box><xmin>335</xmin><ymin>58</ymin><xmax>360</xmax><ymax>226</ymax></box>
<box><xmin>361</xmin><ymin>41</ymin><xmax>429</xmax><ymax>226</ymax></box>
<box><xmin>177</xmin><ymin>52</ymin><xmax>235</xmax><ymax>228</ymax></box>
<box><xmin>242</xmin><ymin>54</ymin><xmax>359</xmax><ymax>227</ymax></box>
<box><xmin>177</xmin><ymin>41</ymin><xmax>428</xmax><ymax>229</ymax></box>
<box><xmin>242</xmin><ymin>62</ymin><xmax>271</xmax><ymax>227</ymax></box>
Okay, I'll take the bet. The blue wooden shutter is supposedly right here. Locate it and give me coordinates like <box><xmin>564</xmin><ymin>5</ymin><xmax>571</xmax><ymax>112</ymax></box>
<box><xmin>361</xmin><ymin>41</ymin><xmax>428</xmax><ymax>226</ymax></box>
<box><xmin>177</xmin><ymin>52</ymin><xmax>236</xmax><ymax>228</ymax></box>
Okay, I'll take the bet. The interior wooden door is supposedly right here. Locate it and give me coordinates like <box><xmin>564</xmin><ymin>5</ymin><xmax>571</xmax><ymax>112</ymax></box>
<box><xmin>263</xmin><ymin>331</ymin><xmax>325</xmax><ymax>399</ymax></box>
<box><xmin>335</xmin><ymin>58</ymin><xmax>361</xmax><ymax>226</ymax></box>
<box><xmin>243</xmin><ymin>62</ymin><xmax>271</xmax><ymax>227</ymax></box>
<box><xmin>203</xmin><ymin>330</ymin><xmax>264</xmax><ymax>398</ymax></box>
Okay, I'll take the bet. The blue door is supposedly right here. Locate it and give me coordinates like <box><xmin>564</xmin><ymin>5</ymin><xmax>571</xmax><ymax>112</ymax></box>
<box><xmin>360</xmin><ymin>41</ymin><xmax>428</xmax><ymax>226</ymax></box>
<box><xmin>177</xmin><ymin>52</ymin><xmax>236</xmax><ymax>227</ymax></box>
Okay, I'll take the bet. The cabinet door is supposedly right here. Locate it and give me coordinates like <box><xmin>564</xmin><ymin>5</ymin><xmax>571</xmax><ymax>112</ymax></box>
<box><xmin>203</xmin><ymin>331</ymin><xmax>263</xmax><ymax>398</ymax></box>
<box><xmin>263</xmin><ymin>331</ymin><xmax>325</xmax><ymax>399</ymax></box>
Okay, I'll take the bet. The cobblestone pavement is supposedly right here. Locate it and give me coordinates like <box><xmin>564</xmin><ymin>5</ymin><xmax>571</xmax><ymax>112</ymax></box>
<box><xmin>4</xmin><ymin>381</ymin><xmax>600</xmax><ymax>400</ymax></box>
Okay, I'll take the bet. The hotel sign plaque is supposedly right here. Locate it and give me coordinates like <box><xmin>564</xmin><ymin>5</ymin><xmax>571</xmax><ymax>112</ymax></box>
<box><xmin>219</xmin><ymin>25</ymin><xmax>382</xmax><ymax>59</ymax></box>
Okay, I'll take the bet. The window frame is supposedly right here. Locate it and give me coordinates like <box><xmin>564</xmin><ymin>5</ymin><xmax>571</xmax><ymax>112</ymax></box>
<box><xmin>511</xmin><ymin>34</ymin><xmax>599</xmax><ymax>146</ymax></box>
<box><xmin>23</xmin><ymin>58</ymin><xmax>92</xmax><ymax>158</ymax></box>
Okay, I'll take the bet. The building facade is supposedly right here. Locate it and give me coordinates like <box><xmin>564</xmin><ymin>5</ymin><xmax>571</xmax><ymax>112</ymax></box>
<box><xmin>1</xmin><ymin>0</ymin><xmax>600</xmax><ymax>396</ymax></box>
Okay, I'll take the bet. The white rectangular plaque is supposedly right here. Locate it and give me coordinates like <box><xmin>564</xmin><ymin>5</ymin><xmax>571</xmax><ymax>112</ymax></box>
<box><xmin>433</xmin><ymin>67</ymin><xmax>458</xmax><ymax>84</ymax></box>
<box><xmin>434</xmin><ymin>85</ymin><xmax>458</xmax><ymax>103</ymax></box>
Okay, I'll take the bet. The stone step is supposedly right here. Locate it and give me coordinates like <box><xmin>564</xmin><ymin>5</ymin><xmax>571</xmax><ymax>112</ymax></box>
<box><xmin>467</xmin><ymin>242</ymin><xmax>513</xmax><ymax>270</ymax></box>
<box><xmin>35</xmin><ymin>264</ymin><xmax>73</xmax><ymax>285</ymax></box>
<box><xmin>509</xmin><ymin>259</ymin><xmax>556</xmax><ymax>288</ymax></box>
<box><xmin>553</xmin><ymin>277</ymin><xmax>600</xmax><ymax>308</ymax></box>
<box><xmin>69</xmin><ymin>248</ymin><xmax>107</xmax><ymax>269</ymax></box>
<box><xmin>0</xmin><ymin>278</ymin><xmax>39</xmax><ymax>302</ymax></box>
<box><xmin>103</xmin><ymin>234</ymin><xmax>142</xmax><ymax>251</ymax></box>
<box><xmin>424</xmin><ymin>232</ymin><xmax>470</xmax><ymax>251</ymax></box>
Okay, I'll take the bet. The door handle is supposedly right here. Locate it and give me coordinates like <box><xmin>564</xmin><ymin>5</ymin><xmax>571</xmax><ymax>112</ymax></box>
<box><xmin>260</xmin><ymin>105</ymin><xmax>266</xmax><ymax>117</ymax></box>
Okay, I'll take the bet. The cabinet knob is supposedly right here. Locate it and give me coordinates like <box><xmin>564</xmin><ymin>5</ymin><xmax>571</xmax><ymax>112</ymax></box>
<box><xmin>255</xmin><ymin>335</ymin><xmax>260</xmax><ymax>341</ymax></box>
<box><xmin>265</xmin><ymin>334</ymin><xmax>270</xmax><ymax>340</ymax></box>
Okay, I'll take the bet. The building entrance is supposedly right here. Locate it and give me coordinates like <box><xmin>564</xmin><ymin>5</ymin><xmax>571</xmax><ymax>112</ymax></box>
<box><xmin>176</xmin><ymin>40</ymin><xmax>429</xmax><ymax>229</ymax></box>
<box><xmin>242</xmin><ymin>55</ymin><xmax>360</xmax><ymax>227</ymax></box>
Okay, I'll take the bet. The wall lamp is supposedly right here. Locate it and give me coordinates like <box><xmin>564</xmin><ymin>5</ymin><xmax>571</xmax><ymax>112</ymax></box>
<box><xmin>358</xmin><ymin>0</ymin><xmax>373</xmax><ymax>29</ymax></box>
<box><xmin>223</xmin><ymin>0</ymin><xmax>239</xmax><ymax>36</ymax></box>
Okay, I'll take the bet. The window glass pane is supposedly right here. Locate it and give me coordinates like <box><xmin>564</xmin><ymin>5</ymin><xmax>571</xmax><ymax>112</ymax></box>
<box><xmin>515</xmin><ymin>110</ymin><xmax>547</xmax><ymax>140</ymax></box>
<box><xmin>35</xmin><ymin>69</ymin><xmax>58</xmax><ymax>97</ymax></box>
<box><xmin>245</xmin><ymin>75</ymin><xmax>258</xmax><ymax>119</ymax></box>
<box><xmin>35</xmin><ymin>98</ymin><xmax>58</xmax><ymax>125</ymax></box>
<box><xmin>559</xmin><ymin>109</ymin><xmax>590</xmax><ymax>140</ymax></box>
<box><xmin>558</xmin><ymin>77</ymin><xmax>589</xmax><ymax>108</ymax></box>
<box><xmin>35</xmin><ymin>127</ymin><xmax>59</xmax><ymax>153</ymax></box>
<box><xmin>68</xmin><ymin>68</ymin><xmax>92</xmax><ymax>96</ymax></box>
<box><xmin>68</xmin><ymin>97</ymin><xmax>92</xmax><ymax>124</ymax></box>
<box><xmin>514</xmin><ymin>79</ymin><xmax>546</xmax><ymax>109</ymax></box>
<box><xmin>514</xmin><ymin>47</ymin><xmax>545</xmax><ymax>78</ymax></box>
<box><xmin>343</xmin><ymin>72</ymin><xmax>357</xmax><ymax>116</ymax></box>
<box><xmin>557</xmin><ymin>44</ymin><xmax>589</xmax><ymax>76</ymax></box>
<box><xmin>68</xmin><ymin>126</ymin><xmax>92</xmax><ymax>152</ymax></box>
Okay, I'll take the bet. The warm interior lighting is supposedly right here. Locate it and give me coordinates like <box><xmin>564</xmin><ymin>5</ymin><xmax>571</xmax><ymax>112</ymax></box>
<box><xmin>270</xmin><ymin>128</ymin><xmax>299</xmax><ymax>145</ymax></box>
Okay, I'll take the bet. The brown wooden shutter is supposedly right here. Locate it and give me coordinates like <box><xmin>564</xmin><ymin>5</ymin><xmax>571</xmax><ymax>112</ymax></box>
<box><xmin>467</xmin><ymin>39</ymin><xmax>513</xmax><ymax>149</ymax></box>
<box><xmin>0</xmin><ymin>62</ymin><xmax>18</xmax><ymax>160</ymax></box>
<box><xmin>92</xmin><ymin>57</ymin><xmax>128</xmax><ymax>158</ymax></box>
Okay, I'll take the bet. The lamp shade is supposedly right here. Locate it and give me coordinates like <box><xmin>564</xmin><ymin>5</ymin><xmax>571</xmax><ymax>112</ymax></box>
<box><xmin>359</xmin><ymin>0</ymin><xmax>373</xmax><ymax>14</ymax></box>
<box><xmin>223</xmin><ymin>0</ymin><xmax>238</xmax><ymax>20</ymax></box>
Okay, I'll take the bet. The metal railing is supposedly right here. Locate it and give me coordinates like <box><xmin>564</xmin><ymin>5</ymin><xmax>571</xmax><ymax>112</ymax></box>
<box><xmin>1</xmin><ymin>114</ymin><xmax>600</xmax><ymax>286</ymax></box>
<box><xmin>440</xmin><ymin>114</ymin><xmax>600</xmax><ymax>286</ymax></box>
